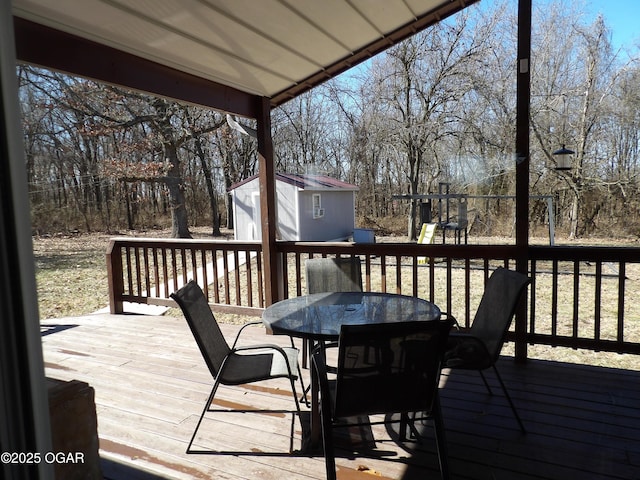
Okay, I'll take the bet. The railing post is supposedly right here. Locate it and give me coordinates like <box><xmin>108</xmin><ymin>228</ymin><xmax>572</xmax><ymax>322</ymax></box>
<box><xmin>256</xmin><ymin>96</ymin><xmax>282</xmax><ymax>305</ymax></box>
<box><xmin>106</xmin><ymin>239</ymin><xmax>124</xmax><ymax>314</ymax></box>
<box><xmin>514</xmin><ymin>0</ymin><xmax>532</xmax><ymax>363</ymax></box>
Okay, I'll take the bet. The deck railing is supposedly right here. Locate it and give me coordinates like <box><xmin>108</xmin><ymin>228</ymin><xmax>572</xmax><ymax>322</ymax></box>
<box><xmin>106</xmin><ymin>237</ymin><xmax>266</xmax><ymax>316</ymax></box>
<box><xmin>107</xmin><ymin>238</ymin><xmax>640</xmax><ymax>357</ymax></box>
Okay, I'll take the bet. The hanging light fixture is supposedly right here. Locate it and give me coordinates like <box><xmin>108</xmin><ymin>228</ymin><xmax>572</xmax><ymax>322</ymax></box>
<box><xmin>553</xmin><ymin>145</ymin><xmax>574</xmax><ymax>171</ymax></box>
<box><xmin>552</xmin><ymin>93</ymin><xmax>574</xmax><ymax>171</ymax></box>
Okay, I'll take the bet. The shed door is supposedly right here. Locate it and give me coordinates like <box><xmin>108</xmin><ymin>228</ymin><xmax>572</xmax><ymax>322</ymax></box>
<box><xmin>249</xmin><ymin>192</ymin><xmax>261</xmax><ymax>241</ymax></box>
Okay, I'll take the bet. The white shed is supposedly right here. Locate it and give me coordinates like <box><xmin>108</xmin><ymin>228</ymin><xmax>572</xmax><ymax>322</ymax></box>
<box><xmin>229</xmin><ymin>173</ymin><xmax>359</xmax><ymax>241</ymax></box>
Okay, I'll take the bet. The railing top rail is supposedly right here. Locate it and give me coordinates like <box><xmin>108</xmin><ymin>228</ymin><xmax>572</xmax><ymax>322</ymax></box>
<box><xmin>277</xmin><ymin>241</ymin><xmax>520</xmax><ymax>258</ymax></box>
<box><xmin>529</xmin><ymin>245</ymin><xmax>640</xmax><ymax>262</ymax></box>
<box><xmin>108</xmin><ymin>237</ymin><xmax>262</xmax><ymax>249</ymax></box>
<box><xmin>107</xmin><ymin>237</ymin><xmax>640</xmax><ymax>262</ymax></box>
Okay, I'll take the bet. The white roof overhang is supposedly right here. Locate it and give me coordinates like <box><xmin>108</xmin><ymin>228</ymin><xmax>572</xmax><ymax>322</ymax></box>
<box><xmin>12</xmin><ymin>0</ymin><xmax>479</xmax><ymax>117</ymax></box>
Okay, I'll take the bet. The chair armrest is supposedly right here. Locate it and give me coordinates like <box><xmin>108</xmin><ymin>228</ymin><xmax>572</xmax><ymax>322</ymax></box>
<box><xmin>444</xmin><ymin>333</ymin><xmax>492</xmax><ymax>369</ymax></box>
<box><xmin>233</xmin><ymin>343</ymin><xmax>293</xmax><ymax>356</ymax></box>
<box><xmin>231</xmin><ymin>320</ymin><xmax>265</xmax><ymax>349</ymax></box>
<box><xmin>233</xmin><ymin>343</ymin><xmax>299</xmax><ymax>375</ymax></box>
<box><xmin>311</xmin><ymin>341</ymin><xmax>339</xmax><ymax>374</ymax></box>
<box><xmin>439</xmin><ymin>311</ymin><xmax>460</xmax><ymax>328</ymax></box>
<box><xmin>310</xmin><ymin>341</ymin><xmax>338</xmax><ymax>355</ymax></box>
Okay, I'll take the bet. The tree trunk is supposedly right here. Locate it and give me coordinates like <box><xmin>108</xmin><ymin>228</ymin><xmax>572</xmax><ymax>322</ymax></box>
<box><xmin>163</xmin><ymin>142</ymin><xmax>191</xmax><ymax>238</ymax></box>
<box><xmin>155</xmin><ymin>100</ymin><xmax>192</xmax><ymax>239</ymax></box>
<box><xmin>569</xmin><ymin>185</ymin><xmax>580</xmax><ymax>239</ymax></box>
<box><xmin>194</xmin><ymin>137</ymin><xmax>221</xmax><ymax>236</ymax></box>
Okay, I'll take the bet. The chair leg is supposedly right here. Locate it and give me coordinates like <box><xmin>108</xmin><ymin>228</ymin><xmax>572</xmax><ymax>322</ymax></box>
<box><xmin>478</xmin><ymin>370</ymin><xmax>493</xmax><ymax>395</ymax></box>
<box><xmin>432</xmin><ymin>394</ymin><xmax>450</xmax><ymax>480</ymax></box>
<box><xmin>319</xmin><ymin>394</ymin><xmax>337</xmax><ymax>480</ymax></box>
<box><xmin>288</xmin><ymin>372</ymin><xmax>303</xmax><ymax>419</ymax></box>
<box><xmin>286</xmin><ymin>371</ymin><xmax>305</xmax><ymax>454</ymax></box>
<box><xmin>290</xmin><ymin>337</ymin><xmax>310</xmax><ymax>406</ymax></box>
<box><xmin>492</xmin><ymin>365</ymin><xmax>526</xmax><ymax>433</ymax></box>
<box><xmin>296</xmin><ymin>363</ymin><xmax>309</xmax><ymax>406</ymax></box>
<box><xmin>186</xmin><ymin>381</ymin><xmax>220</xmax><ymax>453</ymax></box>
<box><xmin>302</xmin><ymin>338</ymin><xmax>309</xmax><ymax>369</ymax></box>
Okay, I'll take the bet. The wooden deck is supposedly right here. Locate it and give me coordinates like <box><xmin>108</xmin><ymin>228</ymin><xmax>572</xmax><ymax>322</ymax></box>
<box><xmin>41</xmin><ymin>312</ymin><xmax>640</xmax><ymax>480</ymax></box>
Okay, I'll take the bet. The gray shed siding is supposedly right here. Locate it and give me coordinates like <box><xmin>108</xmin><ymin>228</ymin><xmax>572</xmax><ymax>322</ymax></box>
<box><xmin>230</xmin><ymin>174</ymin><xmax>356</xmax><ymax>242</ymax></box>
<box><xmin>296</xmin><ymin>189</ymin><xmax>355</xmax><ymax>241</ymax></box>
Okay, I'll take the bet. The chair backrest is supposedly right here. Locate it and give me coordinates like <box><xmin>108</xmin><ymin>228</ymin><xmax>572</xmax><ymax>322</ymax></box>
<box><xmin>306</xmin><ymin>257</ymin><xmax>363</xmax><ymax>294</ymax></box>
<box><xmin>470</xmin><ymin>267</ymin><xmax>530</xmax><ymax>362</ymax></box>
<box><xmin>170</xmin><ymin>280</ymin><xmax>230</xmax><ymax>378</ymax></box>
<box><xmin>333</xmin><ymin>320</ymin><xmax>453</xmax><ymax>419</ymax></box>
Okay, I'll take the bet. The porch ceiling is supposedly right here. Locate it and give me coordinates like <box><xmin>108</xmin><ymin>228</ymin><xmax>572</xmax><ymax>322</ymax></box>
<box><xmin>12</xmin><ymin>0</ymin><xmax>478</xmax><ymax>115</ymax></box>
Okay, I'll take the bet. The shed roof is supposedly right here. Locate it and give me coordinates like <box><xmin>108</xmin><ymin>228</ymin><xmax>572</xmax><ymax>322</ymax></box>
<box><xmin>228</xmin><ymin>173</ymin><xmax>359</xmax><ymax>192</ymax></box>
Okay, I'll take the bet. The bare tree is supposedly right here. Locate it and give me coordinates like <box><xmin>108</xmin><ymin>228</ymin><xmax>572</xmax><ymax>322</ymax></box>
<box><xmin>530</xmin><ymin>3</ymin><xmax>620</xmax><ymax>237</ymax></box>
<box><xmin>372</xmin><ymin>8</ymin><xmax>491</xmax><ymax>239</ymax></box>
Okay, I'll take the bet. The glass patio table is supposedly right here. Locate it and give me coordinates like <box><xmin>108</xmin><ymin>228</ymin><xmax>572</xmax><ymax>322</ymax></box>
<box><xmin>262</xmin><ymin>291</ymin><xmax>441</xmax><ymax>450</ymax></box>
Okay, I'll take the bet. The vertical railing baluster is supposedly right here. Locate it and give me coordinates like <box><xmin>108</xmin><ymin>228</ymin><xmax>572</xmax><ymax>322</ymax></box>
<box><xmin>223</xmin><ymin>249</ymin><xmax>230</xmax><ymax>305</ymax></box>
<box><xmin>445</xmin><ymin>258</ymin><xmax>452</xmax><ymax>321</ymax></box>
<box><xmin>364</xmin><ymin>255</ymin><xmax>372</xmax><ymax>292</ymax></box>
<box><xmin>573</xmin><ymin>261</ymin><xmax>580</xmax><ymax>341</ymax></box>
<box><xmin>125</xmin><ymin>246</ymin><xmax>134</xmax><ymax>295</ymax></box>
<box><xmin>161</xmin><ymin>248</ymin><xmax>168</xmax><ymax>298</ymax></box>
<box><xmin>594</xmin><ymin>261</ymin><xmax>602</xmax><ymax>343</ymax></box>
<box><xmin>152</xmin><ymin>247</ymin><xmax>159</xmax><ymax>298</ymax></box>
<box><xmin>618</xmin><ymin>262</ymin><xmax>626</xmax><ymax>345</ymax></box>
<box><xmin>171</xmin><ymin>248</ymin><xmax>178</xmax><ymax>292</ymax></box>
<box><xmin>294</xmin><ymin>253</ymin><xmax>302</xmax><ymax>297</ymax></box>
<box><xmin>212</xmin><ymin>248</ymin><xmax>220</xmax><ymax>304</ymax></box>
<box><xmin>395</xmin><ymin>254</ymin><xmax>402</xmax><ymax>294</ymax></box>
<box><xmin>180</xmin><ymin>248</ymin><xmax>187</xmax><ymax>285</ymax></box>
<box><xmin>246</xmin><ymin>249</ymin><xmax>253</xmax><ymax>307</ymax></box>
<box><xmin>143</xmin><ymin>246</ymin><xmax>150</xmax><ymax>295</ymax></box>
<box><xmin>234</xmin><ymin>250</ymin><xmax>241</xmax><ymax>305</ymax></box>
<box><xmin>551</xmin><ymin>259</ymin><xmax>558</xmax><ymax>338</ymax></box>
<box><xmin>464</xmin><ymin>258</ymin><xmax>471</xmax><ymax>326</ymax></box>
<box><xmin>412</xmin><ymin>256</ymin><xmax>418</xmax><ymax>298</ymax></box>
<box><xmin>529</xmin><ymin>260</ymin><xmax>537</xmax><ymax>336</ymax></box>
<box><xmin>134</xmin><ymin>246</ymin><xmax>142</xmax><ymax>295</ymax></box>
<box><xmin>256</xmin><ymin>250</ymin><xmax>264</xmax><ymax>307</ymax></box>
<box><xmin>190</xmin><ymin>248</ymin><xmax>198</xmax><ymax>284</ymax></box>
<box><xmin>201</xmin><ymin>249</ymin><xmax>209</xmax><ymax>299</ymax></box>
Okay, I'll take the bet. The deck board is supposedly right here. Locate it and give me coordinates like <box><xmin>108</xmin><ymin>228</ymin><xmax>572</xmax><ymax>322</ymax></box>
<box><xmin>41</xmin><ymin>313</ymin><xmax>640</xmax><ymax>480</ymax></box>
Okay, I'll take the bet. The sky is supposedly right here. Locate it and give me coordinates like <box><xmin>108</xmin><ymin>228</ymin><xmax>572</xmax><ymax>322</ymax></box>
<box><xmin>342</xmin><ymin>1</ymin><xmax>640</xmax><ymax>83</ymax></box>
<box><xmin>582</xmin><ymin>0</ymin><xmax>640</xmax><ymax>50</ymax></box>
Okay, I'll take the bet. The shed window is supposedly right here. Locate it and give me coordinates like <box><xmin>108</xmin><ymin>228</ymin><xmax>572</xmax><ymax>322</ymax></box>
<box><xmin>312</xmin><ymin>194</ymin><xmax>324</xmax><ymax>218</ymax></box>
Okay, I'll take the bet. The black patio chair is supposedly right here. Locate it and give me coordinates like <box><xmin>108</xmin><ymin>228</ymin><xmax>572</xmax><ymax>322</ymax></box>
<box><xmin>312</xmin><ymin>319</ymin><xmax>454</xmax><ymax>480</ymax></box>
<box><xmin>171</xmin><ymin>280</ymin><xmax>303</xmax><ymax>453</ymax></box>
<box><xmin>443</xmin><ymin>267</ymin><xmax>531</xmax><ymax>432</ymax></box>
<box><xmin>306</xmin><ymin>256</ymin><xmax>363</xmax><ymax>294</ymax></box>
<box><xmin>301</xmin><ymin>256</ymin><xmax>363</xmax><ymax>368</ymax></box>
